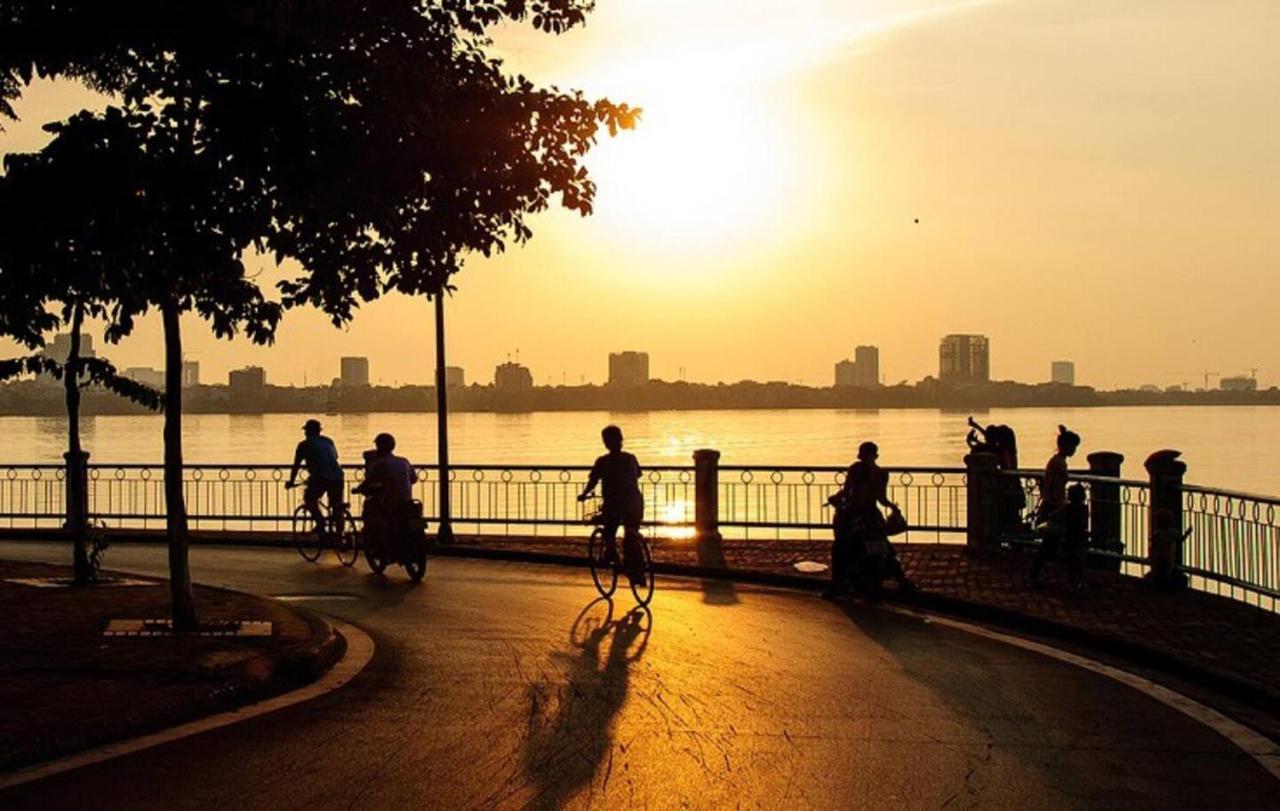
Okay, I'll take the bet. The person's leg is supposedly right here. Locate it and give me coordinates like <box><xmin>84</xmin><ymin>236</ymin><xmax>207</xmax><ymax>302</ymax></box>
<box><xmin>1031</xmin><ymin>532</ymin><xmax>1059</xmax><ymax>584</ymax></box>
<box><xmin>601</xmin><ymin>515</ymin><xmax>621</xmax><ymax>563</ymax></box>
<box><xmin>326</xmin><ymin>480</ymin><xmax>346</xmax><ymax>527</ymax></box>
<box><xmin>303</xmin><ymin>480</ymin><xmax>326</xmax><ymax>533</ymax></box>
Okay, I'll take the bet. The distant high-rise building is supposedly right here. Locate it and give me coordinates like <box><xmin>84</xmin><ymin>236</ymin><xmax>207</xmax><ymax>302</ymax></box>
<box><xmin>340</xmin><ymin>356</ymin><xmax>370</xmax><ymax>387</ymax></box>
<box><xmin>181</xmin><ymin>360</ymin><xmax>200</xmax><ymax>387</ymax></box>
<box><xmin>1221</xmin><ymin>375</ymin><xmax>1258</xmax><ymax>392</ymax></box>
<box><xmin>608</xmin><ymin>351</ymin><xmax>650</xmax><ymax>385</ymax></box>
<box><xmin>854</xmin><ymin>345</ymin><xmax>879</xmax><ymax>388</ymax></box>
<box><xmin>494</xmin><ymin>361</ymin><xmax>533</xmax><ymax>391</ymax></box>
<box><xmin>834</xmin><ymin>360</ymin><xmax>858</xmax><ymax>387</ymax></box>
<box><xmin>228</xmin><ymin>366</ymin><xmax>266</xmax><ymax>391</ymax></box>
<box><xmin>939</xmin><ymin>334</ymin><xmax>990</xmax><ymax>383</ymax></box>
<box><xmin>44</xmin><ymin>332</ymin><xmax>97</xmax><ymax>363</ymax></box>
<box><xmin>444</xmin><ymin>366</ymin><xmax>466</xmax><ymax>388</ymax></box>
<box><xmin>123</xmin><ymin>367</ymin><xmax>165</xmax><ymax>388</ymax></box>
<box><xmin>1050</xmin><ymin>361</ymin><xmax>1075</xmax><ymax>385</ymax></box>
<box><xmin>834</xmin><ymin>345</ymin><xmax>880</xmax><ymax>388</ymax></box>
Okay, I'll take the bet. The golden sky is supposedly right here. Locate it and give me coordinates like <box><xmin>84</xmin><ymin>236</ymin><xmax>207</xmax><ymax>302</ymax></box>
<box><xmin>2</xmin><ymin>0</ymin><xmax>1278</xmax><ymax>390</ymax></box>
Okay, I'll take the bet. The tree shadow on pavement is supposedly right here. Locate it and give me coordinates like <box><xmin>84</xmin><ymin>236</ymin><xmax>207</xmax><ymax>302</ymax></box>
<box><xmin>522</xmin><ymin>598</ymin><xmax>651</xmax><ymax>810</ymax></box>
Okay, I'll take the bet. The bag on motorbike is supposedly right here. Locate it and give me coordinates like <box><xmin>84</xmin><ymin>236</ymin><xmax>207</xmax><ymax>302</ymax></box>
<box><xmin>885</xmin><ymin>509</ymin><xmax>908</xmax><ymax>537</ymax></box>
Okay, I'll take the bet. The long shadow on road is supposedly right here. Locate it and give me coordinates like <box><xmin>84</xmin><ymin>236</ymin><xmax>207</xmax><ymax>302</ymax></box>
<box><xmin>520</xmin><ymin>598</ymin><xmax>650</xmax><ymax>810</ymax></box>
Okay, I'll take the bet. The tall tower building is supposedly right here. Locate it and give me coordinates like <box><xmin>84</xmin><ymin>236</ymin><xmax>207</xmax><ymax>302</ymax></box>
<box><xmin>939</xmin><ymin>334</ymin><xmax>990</xmax><ymax>383</ymax></box>
<box><xmin>608</xmin><ymin>351</ymin><xmax>650</xmax><ymax>385</ymax></box>
<box><xmin>340</xmin><ymin>356</ymin><xmax>371</xmax><ymax>387</ymax></box>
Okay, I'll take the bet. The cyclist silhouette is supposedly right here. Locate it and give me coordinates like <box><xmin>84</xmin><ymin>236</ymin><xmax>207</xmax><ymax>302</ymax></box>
<box><xmin>287</xmin><ymin>418</ymin><xmax>345</xmax><ymax>533</ymax></box>
<box><xmin>578</xmin><ymin>425</ymin><xmax>645</xmax><ymax>585</ymax></box>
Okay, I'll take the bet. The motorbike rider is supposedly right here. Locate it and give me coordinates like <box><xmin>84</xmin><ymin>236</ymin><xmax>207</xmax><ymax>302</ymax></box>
<box><xmin>354</xmin><ymin>433</ymin><xmax>416</xmax><ymax>549</ymax></box>
<box><xmin>826</xmin><ymin>441</ymin><xmax>914</xmax><ymax>596</ymax></box>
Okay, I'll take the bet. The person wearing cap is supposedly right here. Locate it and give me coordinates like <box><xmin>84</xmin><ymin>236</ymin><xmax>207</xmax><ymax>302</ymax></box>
<box><xmin>288</xmin><ymin>419</ymin><xmax>345</xmax><ymax>532</ymax></box>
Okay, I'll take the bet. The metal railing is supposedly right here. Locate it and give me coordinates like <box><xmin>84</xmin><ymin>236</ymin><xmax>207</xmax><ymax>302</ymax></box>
<box><xmin>1182</xmin><ymin>484</ymin><xmax>1280</xmax><ymax>608</ymax></box>
<box><xmin>718</xmin><ymin>465</ymin><xmax>967</xmax><ymax>542</ymax></box>
<box><xmin>1002</xmin><ymin>470</ymin><xmax>1278</xmax><ymax>610</ymax></box>
<box><xmin>75</xmin><ymin>463</ymin><xmax>696</xmax><ymax>539</ymax></box>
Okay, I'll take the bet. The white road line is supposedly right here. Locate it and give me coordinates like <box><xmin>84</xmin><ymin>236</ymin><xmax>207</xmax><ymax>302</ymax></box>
<box><xmin>0</xmin><ymin>618</ymin><xmax>375</xmax><ymax>791</ymax></box>
<box><xmin>885</xmin><ymin>604</ymin><xmax>1280</xmax><ymax>782</ymax></box>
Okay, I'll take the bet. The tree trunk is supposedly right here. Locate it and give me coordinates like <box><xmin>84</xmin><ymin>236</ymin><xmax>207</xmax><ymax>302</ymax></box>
<box><xmin>64</xmin><ymin>304</ymin><xmax>90</xmax><ymax>583</ymax></box>
<box><xmin>162</xmin><ymin>299</ymin><xmax>197</xmax><ymax>629</ymax></box>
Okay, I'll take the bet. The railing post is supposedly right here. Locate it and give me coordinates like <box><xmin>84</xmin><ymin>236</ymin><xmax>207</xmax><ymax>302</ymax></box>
<box><xmin>693</xmin><ymin>449</ymin><xmax>723</xmax><ymax>561</ymax></box>
<box><xmin>963</xmin><ymin>452</ymin><xmax>1000</xmax><ymax>555</ymax></box>
<box><xmin>1086</xmin><ymin>451</ymin><xmax>1125</xmax><ymax>570</ymax></box>
<box><xmin>1144</xmin><ymin>449</ymin><xmax>1186</xmax><ymax>569</ymax></box>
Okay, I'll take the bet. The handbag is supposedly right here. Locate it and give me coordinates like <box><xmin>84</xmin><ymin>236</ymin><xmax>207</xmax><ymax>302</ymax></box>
<box><xmin>884</xmin><ymin>509</ymin><xmax>908</xmax><ymax>537</ymax></box>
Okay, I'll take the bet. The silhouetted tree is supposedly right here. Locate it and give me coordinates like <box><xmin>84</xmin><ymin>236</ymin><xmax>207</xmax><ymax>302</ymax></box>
<box><xmin>0</xmin><ymin>2</ymin><xmax>634</xmax><ymax>625</ymax></box>
<box><xmin>0</xmin><ymin>114</ymin><xmax>165</xmax><ymax>583</ymax></box>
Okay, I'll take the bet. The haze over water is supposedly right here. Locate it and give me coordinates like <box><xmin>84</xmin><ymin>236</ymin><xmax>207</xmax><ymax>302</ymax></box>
<box><xmin>5</xmin><ymin>406</ymin><xmax>1278</xmax><ymax>495</ymax></box>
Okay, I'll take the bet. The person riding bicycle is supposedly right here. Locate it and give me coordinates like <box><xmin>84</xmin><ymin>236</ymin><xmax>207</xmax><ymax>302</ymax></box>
<box><xmin>354</xmin><ymin>433</ymin><xmax>416</xmax><ymax>549</ymax></box>
<box><xmin>577</xmin><ymin>425</ymin><xmax>645</xmax><ymax>585</ymax></box>
<box><xmin>287</xmin><ymin>419</ymin><xmax>345</xmax><ymax>534</ymax></box>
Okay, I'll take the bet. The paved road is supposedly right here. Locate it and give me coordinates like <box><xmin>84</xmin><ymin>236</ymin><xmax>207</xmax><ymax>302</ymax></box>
<box><xmin>1</xmin><ymin>541</ymin><xmax>1277</xmax><ymax>809</ymax></box>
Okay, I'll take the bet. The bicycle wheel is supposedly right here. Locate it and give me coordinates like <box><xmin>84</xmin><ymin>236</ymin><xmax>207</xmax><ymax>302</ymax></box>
<box><xmin>365</xmin><ymin>543</ymin><xmax>388</xmax><ymax>575</ymax></box>
<box><xmin>335</xmin><ymin>510</ymin><xmax>360</xmax><ymax>568</ymax></box>
<box><xmin>587</xmin><ymin>527</ymin><xmax>618</xmax><ymax>598</ymax></box>
<box><xmin>293</xmin><ymin>503</ymin><xmax>324</xmax><ymax>563</ymax></box>
<box><xmin>628</xmin><ymin>534</ymin><xmax>655</xmax><ymax>607</ymax></box>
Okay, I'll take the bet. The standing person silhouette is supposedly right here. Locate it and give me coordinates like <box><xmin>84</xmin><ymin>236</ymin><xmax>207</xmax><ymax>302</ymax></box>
<box><xmin>287</xmin><ymin>418</ymin><xmax>345</xmax><ymax>534</ymax></box>
<box><xmin>1031</xmin><ymin>425</ymin><xmax>1082</xmax><ymax>587</ymax></box>
<box><xmin>578</xmin><ymin>426</ymin><xmax>645</xmax><ymax>585</ymax></box>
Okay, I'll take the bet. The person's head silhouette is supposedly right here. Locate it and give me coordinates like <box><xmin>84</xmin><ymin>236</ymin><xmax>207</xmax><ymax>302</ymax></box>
<box><xmin>858</xmin><ymin>441</ymin><xmax>879</xmax><ymax>463</ymax></box>
<box><xmin>1056</xmin><ymin>425</ymin><xmax>1081</xmax><ymax>458</ymax></box>
<box><xmin>602</xmin><ymin>425</ymin><xmax>623</xmax><ymax>452</ymax></box>
<box><xmin>374</xmin><ymin>432</ymin><xmax>396</xmax><ymax>455</ymax></box>
<box><xmin>303</xmin><ymin>418</ymin><xmax>322</xmax><ymax>437</ymax></box>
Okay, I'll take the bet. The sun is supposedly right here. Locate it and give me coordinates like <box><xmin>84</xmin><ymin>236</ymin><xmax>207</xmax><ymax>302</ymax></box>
<box><xmin>583</xmin><ymin>67</ymin><xmax>802</xmax><ymax>248</ymax></box>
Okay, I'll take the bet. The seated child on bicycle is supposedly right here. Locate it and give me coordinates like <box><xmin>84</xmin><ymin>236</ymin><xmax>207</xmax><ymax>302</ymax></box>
<box><xmin>577</xmin><ymin>425</ymin><xmax>645</xmax><ymax>585</ymax></box>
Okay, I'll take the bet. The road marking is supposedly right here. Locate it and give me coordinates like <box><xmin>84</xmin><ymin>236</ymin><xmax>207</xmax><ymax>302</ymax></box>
<box><xmin>885</xmin><ymin>605</ymin><xmax>1280</xmax><ymax>782</ymax></box>
<box><xmin>0</xmin><ymin>618</ymin><xmax>375</xmax><ymax>791</ymax></box>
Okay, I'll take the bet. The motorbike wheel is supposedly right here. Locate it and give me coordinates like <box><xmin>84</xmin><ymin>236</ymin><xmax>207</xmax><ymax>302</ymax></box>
<box><xmin>404</xmin><ymin>549</ymin><xmax>427</xmax><ymax>583</ymax></box>
<box><xmin>365</xmin><ymin>546</ymin><xmax>388</xmax><ymax>575</ymax></box>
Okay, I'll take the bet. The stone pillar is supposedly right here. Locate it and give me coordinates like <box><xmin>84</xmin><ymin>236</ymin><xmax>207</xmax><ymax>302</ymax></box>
<box><xmin>693</xmin><ymin>449</ymin><xmax>722</xmax><ymax>545</ymax></box>
<box><xmin>1086</xmin><ymin>451</ymin><xmax>1125</xmax><ymax>570</ymax></box>
<box><xmin>1144</xmin><ymin>449</ymin><xmax>1187</xmax><ymax>567</ymax></box>
<box><xmin>964</xmin><ymin>452</ymin><xmax>1000</xmax><ymax>555</ymax></box>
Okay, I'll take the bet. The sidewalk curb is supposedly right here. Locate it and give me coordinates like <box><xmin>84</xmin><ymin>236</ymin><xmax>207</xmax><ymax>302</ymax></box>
<box><xmin>0</xmin><ymin>567</ymin><xmax>347</xmax><ymax>776</ymax></box>
<box><xmin>434</xmin><ymin>542</ymin><xmax>1280</xmax><ymax>718</ymax></box>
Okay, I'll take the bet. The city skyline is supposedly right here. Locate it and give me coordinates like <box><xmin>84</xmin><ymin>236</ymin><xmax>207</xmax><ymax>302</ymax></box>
<box><xmin>0</xmin><ymin>0</ymin><xmax>1275</xmax><ymax>391</ymax></box>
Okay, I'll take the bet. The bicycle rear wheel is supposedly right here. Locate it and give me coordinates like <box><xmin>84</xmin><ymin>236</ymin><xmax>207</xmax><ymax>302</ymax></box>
<box><xmin>293</xmin><ymin>503</ymin><xmax>324</xmax><ymax>563</ymax></box>
<box><xmin>588</xmin><ymin>528</ymin><xmax>618</xmax><ymax>598</ymax></box>
<box><xmin>628</xmin><ymin>534</ymin><xmax>655</xmax><ymax>607</ymax></box>
<box><xmin>335</xmin><ymin>510</ymin><xmax>360</xmax><ymax>568</ymax></box>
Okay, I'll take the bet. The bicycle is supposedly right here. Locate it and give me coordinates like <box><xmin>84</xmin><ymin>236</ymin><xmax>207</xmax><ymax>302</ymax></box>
<box><xmin>582</xmin><ymin>497</ymin><xmax>655</xmax><ymax>606</ymax></box>
<box><xmin>287</xmin><ymin>481</ymin><xmax>359</xmax><ymax>567</ymax></box>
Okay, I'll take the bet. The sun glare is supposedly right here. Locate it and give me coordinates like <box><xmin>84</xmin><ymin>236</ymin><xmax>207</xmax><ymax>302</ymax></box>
<box><xmin>585</xmin><ymin>62</ymin><xmax>803</xmax><ymax>248</ymax></box>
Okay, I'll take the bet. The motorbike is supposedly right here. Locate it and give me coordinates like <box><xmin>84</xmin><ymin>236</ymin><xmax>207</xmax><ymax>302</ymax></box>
<box><xmin>361</xmin><ymin>495</ymin><xmax>430</xmax><ymax>582</ymax></box>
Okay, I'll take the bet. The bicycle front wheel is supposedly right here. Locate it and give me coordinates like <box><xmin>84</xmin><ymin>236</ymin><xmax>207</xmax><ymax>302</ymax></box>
<box><xmin>335</xmin><ymin>512</ymin><xmax>360</xmax><ymax>568</ymax></box>
<box><xmin>629</xmin><ymin>534</ymin><xmax>655</xmax><ymax>607</ymax></box>
<box><xmin>588</xmin><ymin>528</ymin><xmax>618</xmax><ymax>598</ymax></box>
<box><xmin>293</xmin><ymin>503</ymin><xmax>323</xmax><ymax>563</ymax></box>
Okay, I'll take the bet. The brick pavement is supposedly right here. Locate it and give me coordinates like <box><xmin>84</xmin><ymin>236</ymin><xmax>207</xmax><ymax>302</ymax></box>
<box><xmin>443</xmin><ymin>532</ymin><xmax>1280</xmax><ymax>709</ymax></box>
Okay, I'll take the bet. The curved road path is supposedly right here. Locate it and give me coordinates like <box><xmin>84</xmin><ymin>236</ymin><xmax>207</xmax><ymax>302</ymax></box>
<box><xmin>1</xmin><ymin>541</ymin><xmax>1277</xmax><ymax>809</ymax></box>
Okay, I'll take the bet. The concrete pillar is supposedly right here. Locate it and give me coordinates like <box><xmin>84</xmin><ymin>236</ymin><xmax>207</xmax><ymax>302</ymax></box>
<box><xmin>964</xmin><ymin>452</ymin><xmax>1000</xmax><ymax>555</ymax></box>
<box><xmin>1144</xmin><ymin>449</ymin><xmax>1187</xmax><ymax>567</ymax></box>
<box><xmin>1086</xmin><ymin>451</ymin><xmax>1125</xmax><ymax>570</ymax></box>
<box><xmin>693</xmin><ymin>449</ymin><xmax>722</xmax><ymax>545</ymax></box>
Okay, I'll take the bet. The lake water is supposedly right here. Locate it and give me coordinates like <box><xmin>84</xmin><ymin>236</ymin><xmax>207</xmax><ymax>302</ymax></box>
<box><xmin>3</xmin><ymin>406</ymin><xmax>1278</xmax><ymax>495</ymax></box>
